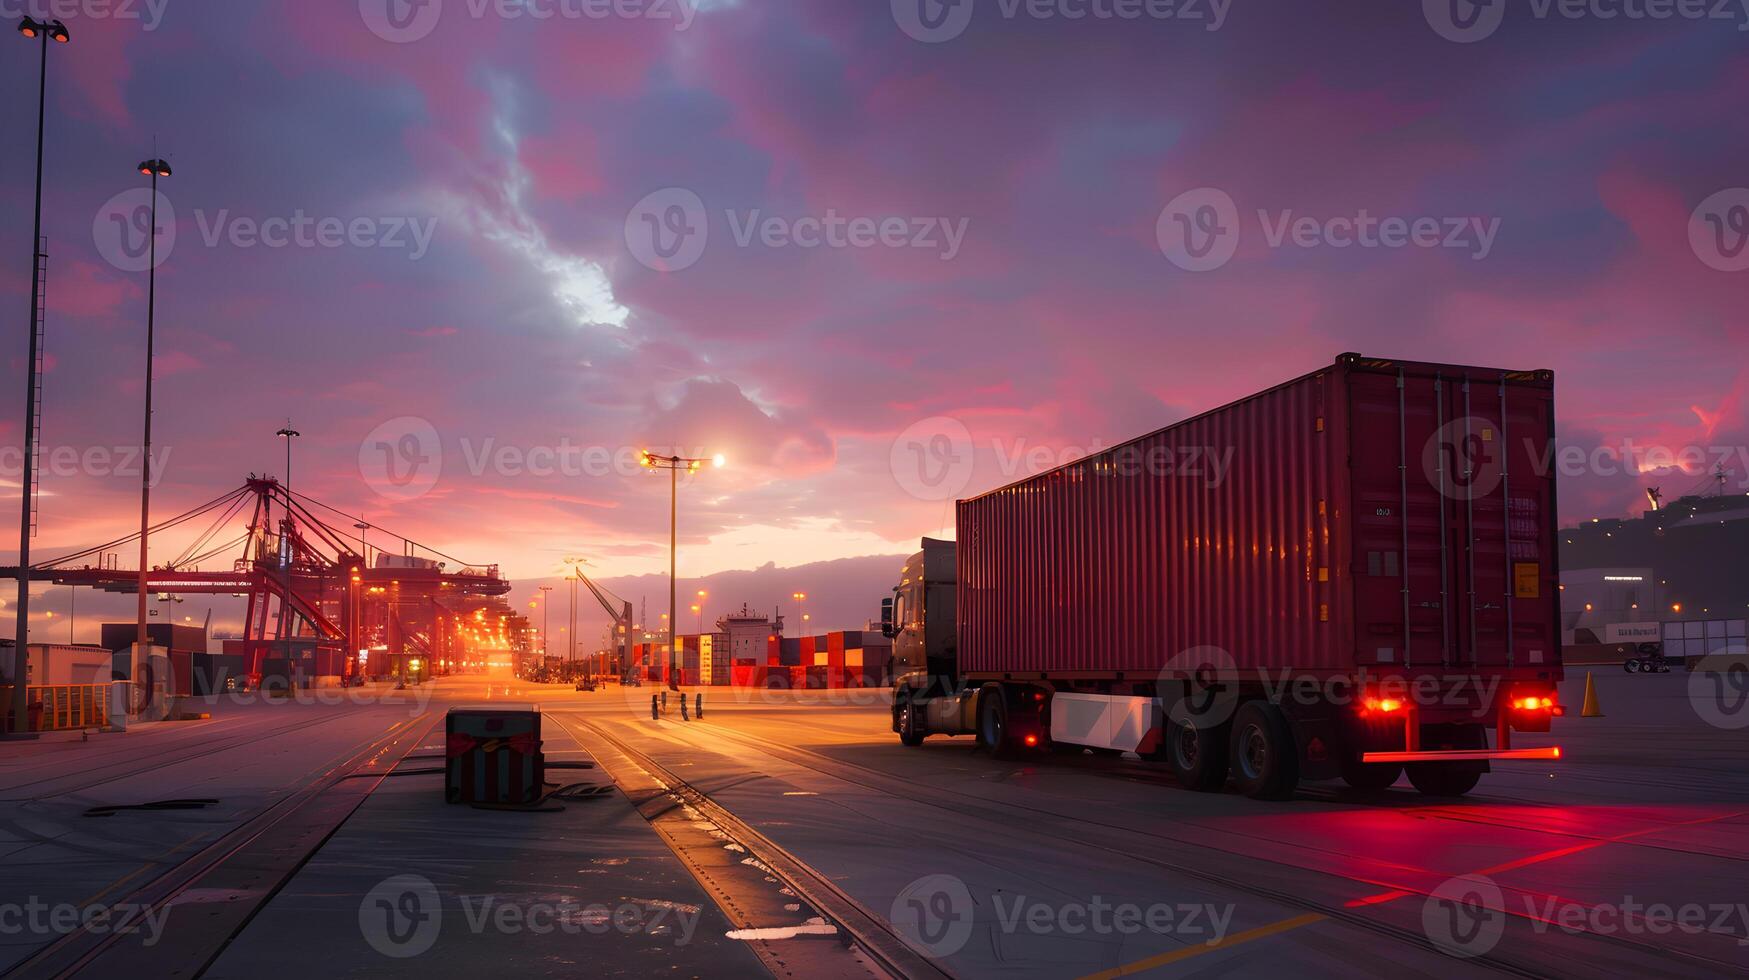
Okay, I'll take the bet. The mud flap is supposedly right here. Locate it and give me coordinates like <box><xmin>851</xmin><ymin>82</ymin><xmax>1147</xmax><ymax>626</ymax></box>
<box><xmin>1291</xmin><ymin>716</ymin><xmax>1341</xmax><ymax>781</ymax></box>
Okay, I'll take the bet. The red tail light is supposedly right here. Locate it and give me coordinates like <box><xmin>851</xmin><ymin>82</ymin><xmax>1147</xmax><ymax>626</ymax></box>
<box><xmin>1363</xmin><ymin>696</ymin><xmax>1403</xmax><ymax>713</ymax></box>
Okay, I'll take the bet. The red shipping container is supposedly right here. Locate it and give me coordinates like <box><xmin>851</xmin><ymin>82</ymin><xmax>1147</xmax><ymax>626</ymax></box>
<box><xmin>956</xmin><ymin>355</ymin><xmax>1561</xmax><ymax>681</ymax></box>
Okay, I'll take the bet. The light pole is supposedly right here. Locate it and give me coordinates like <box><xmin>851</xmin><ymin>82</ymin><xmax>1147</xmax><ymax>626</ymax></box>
<box><xmin>9</xmin><ymin>17</ymin><xmax>70</xmax><ymax>736</ymax></box>
<box><xmin>274</xmin><ymin>423</ymin><xmax>299</xmax><ymax>659</ymax></box>
<box><xmin>639</xmin><ymin>450</ymin><xmax>724</xmax><ymax>691</ymax></box>
<box><xmin>792</xmin><ymin>592</ymin><xmax>807</xmax><ymax>636</ymax></box>
<box><xmin>132</xmin><ymin>157</ymin><xmax>172</xmax><ymax>668</ymax></box>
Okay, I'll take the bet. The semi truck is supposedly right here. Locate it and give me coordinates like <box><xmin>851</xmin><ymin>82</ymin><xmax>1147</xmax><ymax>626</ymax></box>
<box><xmin>880</xmin><ymin>354</ymin><xmax>1565</xmax><ymax>799</ymax></box>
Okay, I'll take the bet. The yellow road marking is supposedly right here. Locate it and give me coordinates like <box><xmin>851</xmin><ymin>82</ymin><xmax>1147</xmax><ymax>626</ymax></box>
<box><xmin>1077</xmin><ymin>912</ymin><xmax>1327</xmax><ymax>979</ymax></box>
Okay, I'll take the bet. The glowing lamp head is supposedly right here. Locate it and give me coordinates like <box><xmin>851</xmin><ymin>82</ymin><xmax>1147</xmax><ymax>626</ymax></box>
<box><xmin>50</xmin><ymin>20</ymin><xmax>69</xmax><ymax>42</ymax></box>
<box><xmin>18</xmin><ymin>18</ymin><xmax>40</xmax><ymax>38</ymax></box>
<box><xmin>712</xmin><ymin>453</ymin><xmax>726</xmax><ymax>468</ymax></box>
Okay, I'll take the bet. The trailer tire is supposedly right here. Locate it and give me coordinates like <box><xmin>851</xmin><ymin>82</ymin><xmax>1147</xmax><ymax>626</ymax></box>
<box><xmin>1339</xmin><ymin>755</ymin><xmax>1402</xmax><ymax>792</ymax></box>
<box><xmin>1164</xmin><ymin>703</ymin><xmax>1229</xmax><ymax>792</ymax></box>
<box><xmin>1624</xmin><ymin>659</ymin><xmax>1640</xmax><ymax>674</ymax></box>
<box><xmin>977</xmin><ymin>689</ymin><xmax>1017</xmax><ymax>759</ymax></box>
<box><xmin>1229</xmin><ymin>701</ymin><xmax>1300</xmax><ymax>800</ymax></box>
<box><xmin>897</xmin><ymin>697</ymin><xmax>925</xmax><ymax>747</ymax></box>
<box><xmin>1406</xmin><ymin>763</ymin><xmax>1483</xmax><ymax>797</ymax></box>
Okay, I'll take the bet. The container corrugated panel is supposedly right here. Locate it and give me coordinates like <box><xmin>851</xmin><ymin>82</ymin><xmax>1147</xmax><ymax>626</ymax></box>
<box><xmin>957</xmin><ymin>355</ymin><xmax>1560</xmax><ymax>678</ymax></box>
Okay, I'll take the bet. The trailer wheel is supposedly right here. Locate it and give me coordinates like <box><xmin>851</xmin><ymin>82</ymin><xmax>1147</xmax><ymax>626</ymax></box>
<box><xmin>1339</xmin><ymin>755</ymin><xmax>1402</xmax><ymax>792</ymax></box>
<box><xmin>1229</xmin><ymin>701</ymin><xmax>1300</xmax><ymax>800</ymax></box>
<box><xmin>1624</xmin><ymin>659</ymin><xmax>1640</xmax><ymax>674</ymax></box>
<box><xmin>1405</xmin><ymin>764</ymin><xmax>1482</xmax><ymax>797</ymax></box>
<box><xmin>977</xmin><ymin>690</ymin><xmax>1017</xmax><ymax>758</ymax></box>
<box><xmin>1406</xmin><ymin>723</ymin><xmax>1487</xmax><ymax>797</ymax></box>
<box><xmin>1164</xmin><ymin>703</ymin><xmax>1229</xmax><ymax>792</ymax></box>
<box><xmin>897</xmin><ymin>696</ymin><xmax>925</xmax><ymax>747</ymax></box>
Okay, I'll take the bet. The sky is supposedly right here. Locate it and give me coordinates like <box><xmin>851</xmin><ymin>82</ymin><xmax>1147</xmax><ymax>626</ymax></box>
<box><xmin>1</xmin><ymin>0</ymin><xmax>1746</xmax><ymax>641</ymax></box>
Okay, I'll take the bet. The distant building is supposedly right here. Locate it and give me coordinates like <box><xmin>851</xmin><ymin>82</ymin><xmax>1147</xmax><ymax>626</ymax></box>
<box><xmin>1561</xmin><ymin>493</ymin><xmax>1749</xmax><ymax>623</ymax></box>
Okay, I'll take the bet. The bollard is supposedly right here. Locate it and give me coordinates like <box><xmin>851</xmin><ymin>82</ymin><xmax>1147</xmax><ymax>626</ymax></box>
<box><xmin>651</xmin><ymin>694</ymin><xmax>659</xmax><ymax>720</ymax></box>
<box><xmin>660</xmin><ymin>690</ymin><xmax>668</xmax><ymax>711</ymax></box>
<box><xmin>680</xmin><ymin>695</ymin><xmax>689</xmax><ymax>721</ymax></box>
<box><xmin>696</xmin><ymin>692</ymin><xmax>703</xmax><ymax>719</ymax></box>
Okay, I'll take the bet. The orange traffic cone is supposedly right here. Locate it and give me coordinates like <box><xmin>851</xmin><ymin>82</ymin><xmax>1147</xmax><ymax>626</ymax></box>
<box><xmin>1581</xmin><ymin>672</ymin><xmax>1603</xmax><ymax>718</ymax></box>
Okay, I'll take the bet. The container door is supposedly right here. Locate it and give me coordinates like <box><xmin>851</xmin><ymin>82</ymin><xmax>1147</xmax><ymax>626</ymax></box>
<box><xmin>1441</xmin><ymin>374</ymin><xmax>1558</xmax><ymax>668</ymax></box>
<box><xmin>1348</xmin><ymin>370</ymin><xmax>1456</xmax><ymax>669</ymax></box>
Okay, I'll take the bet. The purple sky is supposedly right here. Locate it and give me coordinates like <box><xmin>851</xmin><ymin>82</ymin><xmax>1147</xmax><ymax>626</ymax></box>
<box><xmin>1</xmin><ymin>0</ymin><xmax>1746</xmax><ymax>640</ymax></box>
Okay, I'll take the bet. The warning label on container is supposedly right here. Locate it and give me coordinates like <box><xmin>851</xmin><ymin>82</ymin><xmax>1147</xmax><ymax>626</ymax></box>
<box><xmin>1513</xmin><ymin>562</ymin><xmax>1541</xmax><ymax>599</ymax></box>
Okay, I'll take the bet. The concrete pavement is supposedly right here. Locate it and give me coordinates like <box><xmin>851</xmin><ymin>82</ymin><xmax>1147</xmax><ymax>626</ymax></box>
<box><xmin>1</xmin><ymin>671</ymin><xmax>1744</xmax><ymax>977</ymax></box>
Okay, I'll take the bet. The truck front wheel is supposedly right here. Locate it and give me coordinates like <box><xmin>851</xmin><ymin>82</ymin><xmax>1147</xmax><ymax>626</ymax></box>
<box><xmin>1165</xmin><ymin>704</ymin><xmax>1230</xmax><ymax>792</ymax></box>
<box><xmin>897</xmin><ymin>696</ymin><xmax>925</xmax><ymax>747</ymax></box>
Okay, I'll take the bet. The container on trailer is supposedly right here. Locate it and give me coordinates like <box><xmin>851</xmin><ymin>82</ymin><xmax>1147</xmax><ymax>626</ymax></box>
<box><xmin>955</xmin><ymin>354</ymin><xmax>1561</xmax><ymax>683</ymax></box>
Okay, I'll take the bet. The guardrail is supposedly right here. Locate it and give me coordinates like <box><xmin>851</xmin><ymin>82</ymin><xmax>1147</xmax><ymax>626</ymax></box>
<box><xmin>0</xmin><ymin>683</ymin><xmax>110</xmax><ymax>732</ymax></box>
